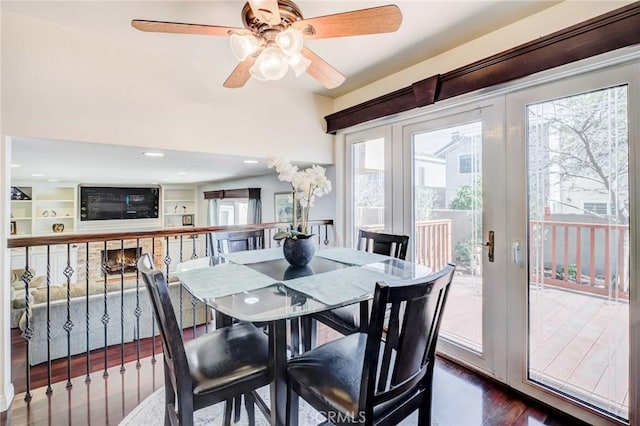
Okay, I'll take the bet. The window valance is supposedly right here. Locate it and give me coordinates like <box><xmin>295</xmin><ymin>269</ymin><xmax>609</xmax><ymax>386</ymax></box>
<box><xmin>203</xmin><ymin>188</ymin><xmax>261</xmax><ymax>200</ymax></box>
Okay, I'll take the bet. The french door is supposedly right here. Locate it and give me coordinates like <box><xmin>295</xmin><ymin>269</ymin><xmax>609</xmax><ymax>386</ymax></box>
<box><xmin>506</xmin><ymin>60</ymin><xmax>638</xmax><ymax>423</ymax></box>
<box><xmin>343</xmin><ymin>52</ymin><xmax>638</xmax><ymax>425</ymax></box>
<box><xmin>401</xmin><ymin>103</ymin><xmax>507</xmax><ymax>378</ymax></box>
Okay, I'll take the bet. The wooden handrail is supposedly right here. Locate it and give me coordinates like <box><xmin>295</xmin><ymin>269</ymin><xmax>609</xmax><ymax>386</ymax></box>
<box><xmin>7</xmin><ymin>220</ymin><xmax>334</xmax><ymax>248</ymax></box>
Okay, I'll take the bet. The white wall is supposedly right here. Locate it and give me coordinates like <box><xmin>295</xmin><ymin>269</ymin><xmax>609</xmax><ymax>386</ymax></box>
<box><xmin>0</xmin><ymin>4</ymin><xmax>15</xmax><ymax>411</ymax></box>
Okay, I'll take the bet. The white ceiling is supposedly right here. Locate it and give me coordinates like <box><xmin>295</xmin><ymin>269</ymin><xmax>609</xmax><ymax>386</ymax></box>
<box><xmin>5</xmin><ymin>0</ymin><xmax>559</xmax><ymax>185</ymax></box>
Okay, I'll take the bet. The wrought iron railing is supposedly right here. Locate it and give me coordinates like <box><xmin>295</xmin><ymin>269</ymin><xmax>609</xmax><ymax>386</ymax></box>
<box><xmin>7</xmin><ymin>220</ymin><xmax>334</xmax><ymax>400</ymax></box>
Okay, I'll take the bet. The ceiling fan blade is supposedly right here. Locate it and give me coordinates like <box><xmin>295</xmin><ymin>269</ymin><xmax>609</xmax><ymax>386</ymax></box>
<box><xmin>131</xmin><ymin>20</ymin><xmax>245</xmax><ymax>37</ymax></box>
<box><xmin>293</xmin><ymin>5</ymin><xmax>402</xmax><ymax>39</ymax></box>
<box><xmin>248</xmin><ymin>0</ymin><xmax>281</xmax><ymax>26</ymax></box>
<box><xmin>301</xmin><ymin>46</ymin><xmax>346</xmax><ymax>90</ymax></box>
<box><xmin>223</xmin><ymin>56</ymin><xmax>257</xmax><ymax>89</ymax></box>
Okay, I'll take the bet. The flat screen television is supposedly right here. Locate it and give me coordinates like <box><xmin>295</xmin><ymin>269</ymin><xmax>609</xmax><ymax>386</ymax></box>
<box><xmin>79</xmin><ymin>186</ymin><xmax>160</xmax><ymax>221</ymax></box>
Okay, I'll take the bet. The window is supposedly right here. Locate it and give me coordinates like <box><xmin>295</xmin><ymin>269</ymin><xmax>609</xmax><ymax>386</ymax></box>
<box><xmin>217</xmin><ymin>200</ymin><xmax>248</xmax><ymax>225</ymax></box>
<box><xmin>583</xmin><ymin>202</ymin><xmax>608</xmax><ymax>216</ymax></box>
<box><xmin>459</xmin><ymin>154</ymin><xmax>479</xmax><ymax>174</ymax></box>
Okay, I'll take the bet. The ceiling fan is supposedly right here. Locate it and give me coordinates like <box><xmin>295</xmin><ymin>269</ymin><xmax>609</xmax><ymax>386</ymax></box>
<box><xmin>131</xmin><ymin>0</ymin><xmax>402</xmax><ymax>89</ymax></box>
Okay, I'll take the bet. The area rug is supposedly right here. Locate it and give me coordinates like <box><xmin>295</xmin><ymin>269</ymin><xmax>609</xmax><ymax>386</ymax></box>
<box><xmin>120</xmin><ymin>385</ymin><xmax>421</xmax><ymax>425</ymax></box>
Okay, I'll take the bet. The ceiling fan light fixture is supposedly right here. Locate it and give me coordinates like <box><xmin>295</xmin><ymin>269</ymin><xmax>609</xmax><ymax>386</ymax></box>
<box><xmin>253</xmin><ymin>46</ymin><xmax>289</xmax><ymax>80</ymax></box>
<box><xmin>249</xmin><ymin>62</ymin><xmax>269</xmax><ymax>81</ymax></box>
<box><xmin>288</xmin><ymin>53</ymin><xmax>311</xmax><ymax>77</ymax></box>
<box><xmin>229</xmin><ymin>33</ymin><xmax>259</xmax><ymax>61</ymax></box>
<box><xmin>275</xmin><ymin>28</ymin><xmax>304</xmax><ymax>56</ymax></box>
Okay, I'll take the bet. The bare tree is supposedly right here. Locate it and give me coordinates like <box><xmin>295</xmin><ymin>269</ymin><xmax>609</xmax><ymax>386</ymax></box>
<box><xmin>528</xmin><ymin>86</ymin><xmax>628</xmax><ymax>223</ymax></box>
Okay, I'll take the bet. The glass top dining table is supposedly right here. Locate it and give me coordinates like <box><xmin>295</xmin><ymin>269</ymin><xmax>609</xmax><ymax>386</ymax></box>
<box><xmin>175</xmin><ymin>246</ymin><xmax>433</xmax><ymax>426</ymax></box>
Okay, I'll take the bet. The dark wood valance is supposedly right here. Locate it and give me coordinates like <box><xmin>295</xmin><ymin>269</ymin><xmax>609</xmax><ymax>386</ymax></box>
<box><xmin>203</xmin><ymin>188</ymin><xmax>261</xmax><ymax>200</ymax></box>
<box><xmin>325</xmin><ymin>2</ymin><xmax>640</xmax><ymax>134</ymax></box>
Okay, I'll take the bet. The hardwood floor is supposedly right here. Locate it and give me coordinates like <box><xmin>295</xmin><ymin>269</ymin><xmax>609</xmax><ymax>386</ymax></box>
<box><xmin>3</xmin><ymin>325</ymin><xmax>588</xmax><ymax>426</ymax></box>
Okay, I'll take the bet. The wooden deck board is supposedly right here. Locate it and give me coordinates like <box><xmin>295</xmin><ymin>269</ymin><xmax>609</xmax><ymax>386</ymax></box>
<box><xmin>438</xmin><ymin>274</ymin><xmax>629</xmax><ymax>416</ymax></box>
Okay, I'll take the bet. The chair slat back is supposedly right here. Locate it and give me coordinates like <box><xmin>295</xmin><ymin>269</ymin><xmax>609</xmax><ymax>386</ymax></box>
<box><xmin>362</xmin><ymin>263</ymin><xmax>455</xmax><ymax>410</ymax></box>
<box><xmin>357</xmin><ymin>229</ymin><xmax>409</xmax><ymax>260</ymax></box>
<box><xmin>210</xmin><ymin>229</ymin><xmax>265</xmax><ymax>256</ymax></box>
<box><xmin>137</xmin><ymin>253</ymin><xmax>189</xmax><ymax>385</ymax></box>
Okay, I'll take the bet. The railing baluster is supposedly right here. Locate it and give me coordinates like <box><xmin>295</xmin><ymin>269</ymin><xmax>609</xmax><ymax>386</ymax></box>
<box><xmin>604</xmin><ymin>227</ymin><xmax>611</xmax><ymax>297</ymax></box>
<box><xmin>589</xmin><ymin>228</ymin><xmax>596</xmax><ymax>286</ymax></box>
<box><xmin>563</xmin><ymin>225</ymin><xmax>569</xmax><ymax>282</ymax></box>
<box><xmin>101</xmin><ymin>241</ymin><xmax>110</xmax><ymax>377</ymax></box>
<box><xmin>64</xmin><ymin>243</ymin><xmax>74</xmax><ymax>389</ymax></box>
<box><xmin>178</xmin><ymin>237</ymin><xmax>184</xmax><ymax>336</ymax></box>
<box><xmin>191</xmin><ymin>236</ymin><xmax>197</xmax><ymax>260</ymax></box>
<box><xmin>46</xmin><ymin>245</ymin><xmax>52</xmax><ymax>394</ymax></box>
<box><xmin>551</xmin><ymin>225</ymin><xmax>557</xmax><ymax>280</ymax></box>
<box><xmin>120</xmin><ymin>240</ymin><xmax>125</xmax><ymax>373</ymax></box>
<box><xmin>85</xmin><ymin>242</ymin><xmax>91</xmax><ymax>383</ymax></box>
<box><xmin>151</xmin><ymin>237</ymin><xmax>157</xmax><ymax>363</ymax></box>
<box><xmin>21</xmin><ymin>247</ymin><xmax>33</xmax><ymax>402</ymax></box>
<box><xmin>135</xmin><ymin>238</ymin><xmax>142</xmax><ymax>368</ymax></box>
<box><xmin>576</xmin><ymin>226</ymin><xmax>582</xmax><ymax>286</ymax></box>
<box><xmin>618</xmin><ymin>228</ymin><xmax>626</xmax><ymax>294</ymax></box>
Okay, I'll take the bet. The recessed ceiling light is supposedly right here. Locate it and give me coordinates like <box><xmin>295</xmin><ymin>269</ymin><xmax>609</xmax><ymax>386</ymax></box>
<box><xmin>47</xmin><ymin>179</ymin><xmax>59</xmax><ymax>182</ymax></box>
<box><xmin>143</xmin><ymin>152</ymin><xmax>164</xmax><ymax>157</ymax></box>
<box><xmin>177</xmin><ymin>172</ymin><xmax>188</xmax><ymax>176</ymax></box>
<box><xmin>10</xmin><ymin>164</ymin><xmax>20</xmax><ymax>168</ymax></box>
<box><xmin>161</xmin><ymin>178</ymin><xmax>169</xmax><ymax>181</ymax></box>
<box><xmin>244</xmin><ymin>159</ymin><xmax>259</xmax><ymax>164</ymax></box>
<box><xmin>31</xmin><ymin>173</ymin><xmax>44</xmax><ymax>177</ymax></box>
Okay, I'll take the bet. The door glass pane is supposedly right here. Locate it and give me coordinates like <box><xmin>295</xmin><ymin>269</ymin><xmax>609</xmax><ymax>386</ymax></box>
<box><xmin>413</xmin><ymin>122</ymin><xmax>483</xmax><ymax>352</ymax></box>
<box><xmin>527</xmin><ymin>86</ymin><xmax>629</xmax><ymax>420</ymax></box>
<box><xmin>353</xmin><ymin>138</ymin><xmax>386</xmax><ymax>235</ymax></box>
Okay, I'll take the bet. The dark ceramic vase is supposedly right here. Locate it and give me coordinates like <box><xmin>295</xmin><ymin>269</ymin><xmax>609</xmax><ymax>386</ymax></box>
<box><xmin>282</xmin><ymin>237</ymin><xmax>316</xmax><ymax>267</ymax></box>
<box><xmin>283</xmin><ymin>265</ymin><xmax>315</xmax><ymax>280</ymax></box>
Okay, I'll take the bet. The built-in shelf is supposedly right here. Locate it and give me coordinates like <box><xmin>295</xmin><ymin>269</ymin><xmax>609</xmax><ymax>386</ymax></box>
<box><xmin>10</xmin><ymin>185</ymin><xmax>76</xmax><ymax>236</ymax></box>
<box><xmin>163</xmin><ymin>186</ymin><xmax>197</xmax><ymax>228</ymax></box>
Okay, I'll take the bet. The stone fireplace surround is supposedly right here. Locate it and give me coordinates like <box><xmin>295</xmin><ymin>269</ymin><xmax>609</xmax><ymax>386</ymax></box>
<box><xmin>76</xmin><ymin>239</ymin><xmax>163</xmax><ymax>283</ymax></box>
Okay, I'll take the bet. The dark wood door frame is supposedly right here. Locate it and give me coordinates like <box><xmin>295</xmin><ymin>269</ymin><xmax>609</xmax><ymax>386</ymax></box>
<box><xmin>325</xmin><ymin>2</ymin><xmax>640</xmax><ymax>134</ymax></box>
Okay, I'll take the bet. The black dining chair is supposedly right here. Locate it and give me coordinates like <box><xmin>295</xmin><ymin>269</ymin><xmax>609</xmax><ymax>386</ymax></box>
<box><xmin>137</xmin><ymin>253</ymin><xmax>271</xmax><ymax>426</ymax></box>
<box><xmin>209</xmin><ymin>229</ymin><xmax>265</xmax><ymax>259</ymax></box>
<box><xmin>313</xmin><ymin>230</ymin><xmax>410</xmax><ymax>335</ymax></box>
<box><xmin>357</xmin><ymin>229</ymin><xmax>409</xmax><ymax>259</ymax></box>
<box><xmin>286</xmin><ymin>263</ymin><xmax>456</xmax><ymax>426</ymax></box>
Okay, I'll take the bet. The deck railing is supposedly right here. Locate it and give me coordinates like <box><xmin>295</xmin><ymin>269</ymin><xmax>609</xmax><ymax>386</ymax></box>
<box><xmin>414</xmin><ymin>220</ymin><xmax>453</xmax><ymax>271</ymax></box>
<box><xmin>360</xmin><ymin>220</ymin><xmax>453</xmax><ymax>271</ymax></box>
<box><xmin>7</xmin><ymin>220</ymin><xmax>334</xmax><ymax>400</ymax></box>
<box><xmin>529</xmin><ymin>220</ymin><xmax>629</xmax><ymax>300</ymax></box>
<box><xmin>363</xmin><ymin>219</ymin><xmax>628</xmax><ymax>300</ymax></box>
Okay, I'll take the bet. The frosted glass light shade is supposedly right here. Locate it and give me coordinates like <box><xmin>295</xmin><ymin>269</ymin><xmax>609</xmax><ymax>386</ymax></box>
<box><xmin>253</xmin><ymin>46</ymin><xmax>288</xmax><ymax>80</ymax></box>
<box><xmin>288</xmin><ymin>53</ymin><xmax>311</xmax><ymax>77</ymax></box>
<box><xmin>230</xmin><ymin>33</ymin><xmax>259</xmax><ymax>61</ymax></box>
<box><xmin>249</xmin><ymin>61</ymin><xmax>269</xmax><ymax>81</ymax></box>
<box><xmin>275</xmin><ymin>28</ymin><xmax>303</xmax><ymax>56</ymax></box>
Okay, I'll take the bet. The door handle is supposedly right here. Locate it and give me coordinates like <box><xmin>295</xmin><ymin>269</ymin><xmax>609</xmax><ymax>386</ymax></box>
<box><xmin>512</xmin><ymin>241</ymin><xmax>521</xmax><ymax>264</ymax></box>
<box><xmin>482</xmin><ymin>230</ymin><xmax>495</xmax><ymax>263</ymax></box>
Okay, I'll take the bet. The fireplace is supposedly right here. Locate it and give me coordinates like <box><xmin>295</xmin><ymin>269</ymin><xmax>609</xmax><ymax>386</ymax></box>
<box><xmin>101</xmin><ymin>247</ymin><xmax>142</xmax><ymax>275</ymax></box>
